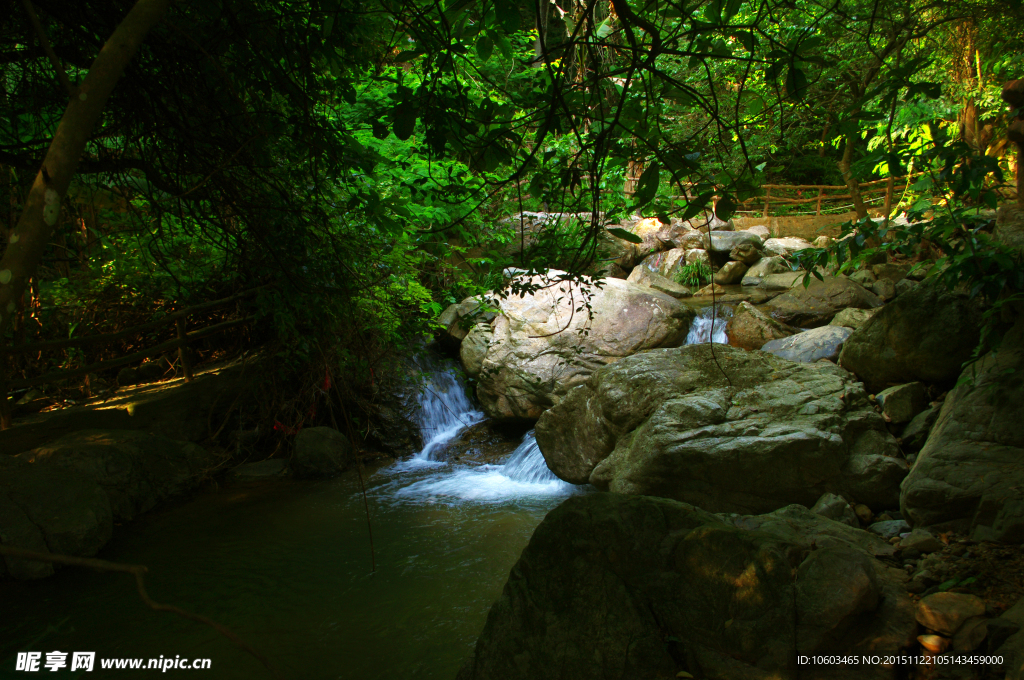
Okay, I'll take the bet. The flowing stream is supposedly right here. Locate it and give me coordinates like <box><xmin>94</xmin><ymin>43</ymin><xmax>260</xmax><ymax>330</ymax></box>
<box><xmin>686</xmin><ymin>304</ymin><xmax>731</xmax><ymax>344</ymax></box>
<box><xmin>1</xmin><ymin>308</ymin><xmax>721</xmax><ymax>679</ymax></box>
<box><xmin>0</xmin><ymin>357</ymin><xmax>578</xmax><ymax>680</ymax></box>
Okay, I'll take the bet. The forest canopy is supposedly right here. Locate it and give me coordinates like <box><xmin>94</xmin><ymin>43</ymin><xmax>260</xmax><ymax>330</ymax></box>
<box><xmin>1</xmin><ymin>0</ymin><xmax>1022</xmax><ymax>427</ymax></box>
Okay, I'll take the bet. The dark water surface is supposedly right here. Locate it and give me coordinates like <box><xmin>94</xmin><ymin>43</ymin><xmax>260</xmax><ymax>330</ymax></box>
<box><xmin>0</xmin><ymin>458</ymin><xmax>574</xmax><ymax>679</ymax></box>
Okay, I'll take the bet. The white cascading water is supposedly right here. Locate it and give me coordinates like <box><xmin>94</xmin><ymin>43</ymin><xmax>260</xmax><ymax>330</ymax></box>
<box><xmin>394</xmin><ymin>431</ymin><xmax>576</xmax><ymax>502</ymax></box>
<box><xmin>396</xmin><ymin>361</ymin><xmax>486</xmax><ymax>469</ymax></box>
<box><xmin>387</xmin><ymin>355</ymin><xmax>577</xmax><ymax>502</ymax></box>
<box><xmin>686</xmin><ymin>305</ymin><xmax>731</xmax><ymax>344</ymax></box>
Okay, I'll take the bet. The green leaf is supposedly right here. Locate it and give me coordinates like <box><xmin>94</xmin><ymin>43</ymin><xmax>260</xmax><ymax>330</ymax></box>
<box><xmin>494</xmin><ymin>0</ymin><xmax>520</xmax><ymax>33</ymax></box>
<box><xmin>786</xmin><ymin>65</ymin><xmax>808</xmax><ymax>100</ymax></box>
<box><xmin>703</xmin><ymin>0</ymin><xmax>723</xmax><ymax>24</ymax></box>
<box><xmin>392</xmin><ymin>103</ymin><xmax>416</xmax><ymax>140</ymax></box>
<box><xmin>734</xmin><ymin>30</ymin><xmax>756</xmax><ymax>52</ymax></box>
<box><xmin>716</xmin><ymin>195</ymin><xmax>737</xmax><ymax>221</ymax></box>
<box><xmin>723</xmin><ymin>0</ymin><xmax>743</xmax><ymax>22</ymax></box>
<box><xmin>494</xmin><ymin>34</ymin><xmax>513</xmax><ymax>60</ymax></box>
<box><xmin>608</xmin><ymin>228</ymin><xmax>643</xmax><ymax>244</ymax></box>
<box><xmin>634</xmin><ymin>163</ymin><xmax>661</xmax><ymax>205</ymax></box>
<box><xmin>476</xmin><ymin>35</ymin><xmax>494</xmax><ymax>61</ymax></box>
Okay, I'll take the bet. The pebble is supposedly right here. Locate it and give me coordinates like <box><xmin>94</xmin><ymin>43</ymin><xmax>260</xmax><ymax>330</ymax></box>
<box><xmin>901</xmin><ymin>528</ymin><xmax>943</xmax><ymax>553</ymax></box>
<box><xmin>900</xmin><ymin>548</ymin><xmax>922</xmax><ymax>560</ymax></box>
<box><xmin>869</xmin><ymin>519</ymin><xmax>911</xmax><ymax>538</ymax></box>
<box><xmin>853</xmin><ymin>503</ymin><xmax>873</xmax><ymax>525</ymax></box>
<box><xmin>916</xmin><ymin>593</ymin><xmax>987</xmax><ymax>636</ymax></box>
<box><xmin>917</xmin><ymin>634</ymin><xmax>950</xmax><ymax>654</ymax></box>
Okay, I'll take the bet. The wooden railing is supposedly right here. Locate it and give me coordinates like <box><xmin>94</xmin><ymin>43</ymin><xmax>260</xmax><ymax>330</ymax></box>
<box><xmin>735</xmin><ymin>176</ymin><xmax>917</xmax><ymax>217</ymax></box>
<box><xmin>0</xmin><ymin>286</ymin><xmax>268</xmax><ymax>429</ymax></box>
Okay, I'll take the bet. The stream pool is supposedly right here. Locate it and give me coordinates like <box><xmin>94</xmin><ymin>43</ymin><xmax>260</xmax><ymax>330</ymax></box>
<box><xmin>0</xmin><ymin>311</ymin><xmax>729</xmax><ymax>679</ymax></box>
<box><xmin>0</xmin><ymin>366</ymin><xmax>579</xmax><ymax>680</ymax></box>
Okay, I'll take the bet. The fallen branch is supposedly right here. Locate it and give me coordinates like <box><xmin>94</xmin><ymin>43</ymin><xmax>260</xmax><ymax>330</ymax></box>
<box><xmin>0</xmin><ymin>545</ymin><xmax>282</xmax><ymax>680</ymax></box>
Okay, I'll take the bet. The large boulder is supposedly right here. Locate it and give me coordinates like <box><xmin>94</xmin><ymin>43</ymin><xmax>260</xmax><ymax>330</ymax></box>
<box><xmin>767</xmin><ymin>276</ymin><xmax>882</xmax><ymax>328</ymax></box>
<box><xmin>703</xmin><ymin>231</ymin><xmax>763</xmax><ymax>253</ymax></box>
<box><xmin>839</xmin><ymin>278</ymin><xmax>982</xmax><ymax>392</ymax></box>
<box><xmin>741</xmin><ymin>255</ymin><xmax>788</xmax><ymax>286</ymax></box>
<box><xmin>437</xmin><ymin>295</ymin><xmax>499</xmax><ymax>348</ymax></box>
<box><xmin>535</xmin><ymin>344</ymin><xmax>907</xmax><ymax>513</ymax></box>
<box><xmin>292</xmin><ymin>426</ymin><xmax>354</xmax><ymax>479</ymax></box>
<box><xmin>626</xmin><ymin>265</ymin><xmax>691</xmax><ymax>298</ymax></box>
<box><xmin>457</xmin><ymin>493</ymin><xmax>917</xmax><ymax>680</ymax></box>
<box><xmin>476</xmin><ymin>273</ymin><xmax>695</xmax><ymax>421</ymax></box>
<box><xmin>763</xmin><ymin>237</ymin><xmax>814</xmax><ymax>257</ymax></box>
<box><xmin>996</xmin><ymin>206</ymin><xmax>1024</xmax><ymax>256</ymax></box>
<box><xmin>900</xmin><ymin>318</ymin><xmax>1024</xmax><ymax>541</ymax></box>
<box><xmin>761</xmin><ymin>325</ymin><xmax>853</xmax><ymax>363</ymax></box>
<box><xmin>830</xmin><ymin>307</ymin><xmax>877</xmax><ymax>330</ymax></box>
<box><xmin>726</xmin><ymin>301</ymin><xmax>796</xmax><ymax>350</ymax></box>
<box><xmin>636</xmin><ymin>247</ymin><xmax>686</xmax><ymax>280</ymax></box>
<box><xmin>0</xmin><ymin>430</ymin><xmax>218</xmax><ymax>579</ymax></box>
<box><xmin>713</xmin><ymin>260</ymin><xmax>747</xmax><ymax>285</ymax></box>
<box><xmin>598</xmin><ymin>217</ymin><xmax>671</xmax><ymax>269</ymax></box>
<box><xmin>460</xmin><ymin>323</ymin><xmax>493</xmax><ymax>378</ymax></box>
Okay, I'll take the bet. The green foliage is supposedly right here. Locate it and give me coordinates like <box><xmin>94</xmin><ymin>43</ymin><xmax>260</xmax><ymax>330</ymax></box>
<box><xmin>675</xmin><ymin>260</ymin><xmax>712</xmax><ymax>288</ymax></box>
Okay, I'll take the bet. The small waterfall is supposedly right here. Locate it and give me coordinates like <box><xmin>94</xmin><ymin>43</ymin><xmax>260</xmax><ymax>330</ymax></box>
<box><xmin>686</xmin><ymin>305</ymin><xmax>731</xmax><ymax>344</ymax></box>
<box><xmin>496</xmin><ymin>433</ymin><xmax>564</xmax><ymax>485</ymax></box>
<box><xmin>401</xmin><ymin>358</ymin><xmax>485</xmax><ymax>468</ymax></box>
<box><xmin>393</xmin><ymin>431</ymin><xmax>577</xmax><ymax>502</ymax></box>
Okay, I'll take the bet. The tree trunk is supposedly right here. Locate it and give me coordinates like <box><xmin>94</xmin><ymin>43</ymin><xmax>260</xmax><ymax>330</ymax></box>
<box><xmin>0</xmin><ymin>0</ymin><xmax>173</xmax><ymax>340</ymax></box>
<box><xmin>0</xmin><ymin>0</ymin><xmax>172</xmax><ymax>429</ymax></box>
<box><xmin>838</xmin><ymin>135</ymin><xmax>868</xmax><ymax>219</ymax></box>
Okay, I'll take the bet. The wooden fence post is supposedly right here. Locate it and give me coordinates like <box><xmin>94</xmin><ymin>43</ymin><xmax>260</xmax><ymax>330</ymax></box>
<box><xmin>762</xmin><ymin>187</ymin><xmax>771</xmax><ymax>218</ymax></box>
<box><xmin>176</xmin><ymin>316</ymin><xmax>193</xmax><ymax>382</ymax></box>
<box><xmin>816</xmin><ymin>188</ymin><xmax>824</xmax><ymax>215</ymax></box>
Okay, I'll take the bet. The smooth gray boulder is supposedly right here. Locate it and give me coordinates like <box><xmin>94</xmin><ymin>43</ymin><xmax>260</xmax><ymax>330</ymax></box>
<box><xmin>437</xmin><ymin>295</ymin><xmax>499</xmax><ymax>348</ymax></box>
<box><xmin>830</xmin><ymin>307</ymin><xmax>877</xmax><ymax>330</ymax></box>
<box><xmin>741</xmin><ymin>255</ymin><xmax>789</xmax><ymax>286</ymax></box>
<box><xmin>761</xmin><ymin>326</ymin><xmax>853</xmax><ymax>363</ymax></box>
<box><xmin>713</xmin><ymin>260</ymin><xmax>747</xmax><ymax>285</ymax></box>
<box><xmin>900</xmin><ymin>318</ymin><xmax>1024</xmax><ymax>542</ymax></box>
<box><xmin>476</xmin><ymin>272</ymin><xmax>695</xmax><ymax>421</ymax></box>
<box><xmin>636</xmin><ymin>247</ymin><xmax>687</xmax><ymax>281</ymax></box>
<box><xmin>729</xmin><ymin>243</ymin><xmax>762</xmax><ymax>265</ymax></box>
<box><xmin>901</xmin><ymin>403</ymin><xmax>940</xmax><ymax>451</ymax></box>
<box><xmin>763</xmin><ymin>237</ymin><xmax>814</xmax><ymax>257</ymax></box>
<box><xmin>767</xmin><ymin>276</ymin><xmax>883</xmax><ymax>328</ymax></box>
<box><xmin>874</xmin><ymin>382</ymin><xmax>928</xmax><ymax>424</ymax></box>
<box><xmin>0</xmin><ymin>430</ymin><xmax>218</xmax><ymax>579</ymax></box>
<box><xmin>759</xmin><ymin>271</ymin><xmax>806</xmax><ymax>291</ymax></box>
<box><xmin>460</xmin><ymin>323</ymin><xmax>493</xmax><ymax>378</ymax></box>
<box><xmin>839</xmin><ymin>278</ymin><xmax>982</xmax><ymax>393</ymax></box>
<box><xmin>626</xmin><ymin>264</ymin><xmax>691</xmax><ymax>298</ymax></box>
<box><xmin>292</xmin><ymin>427</ymin><xmax>354</xmax><ymax>479</ymax></box>
<box><xmin>810</xmin><ymin>492</ymin><xmax>859</xmax><ymax>527</ymax></box>
<box><xmin>535</xmin><ymin>344</ymin><xmax>907</xmax><ymax>513</ymax></box>
<box><xmin>703</xmin><ymin>231</ymin><xmax>762</xmax><ymax>253</ymax></box>
<box><xmin>726</xmin><ymin>301</ymin><xmax>797</xmax><ymax>351</ymax></box>
<box><xmin>457</xmin><ymin>494</ymin><xmax>916</xmax><ymax>680</ymax></box>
